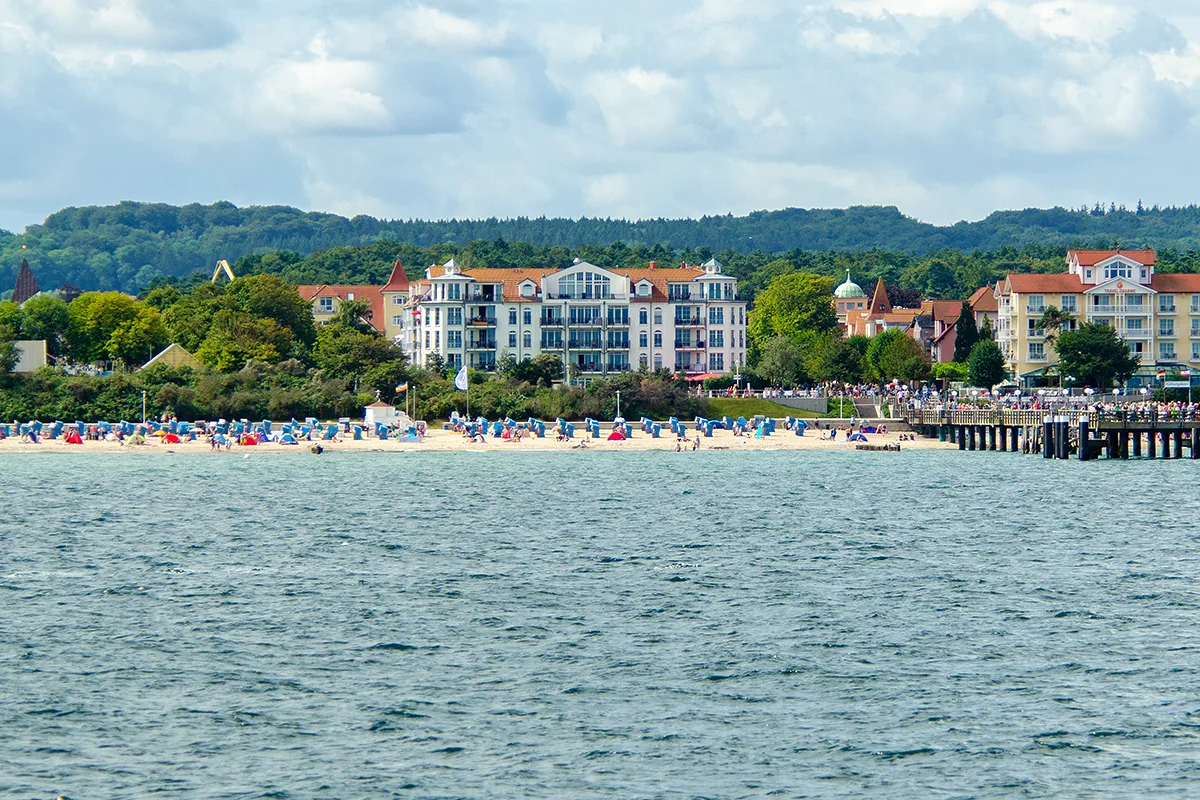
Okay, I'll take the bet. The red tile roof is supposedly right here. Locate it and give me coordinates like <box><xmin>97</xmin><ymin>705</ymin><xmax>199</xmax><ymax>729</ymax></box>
<box><xmin>382</xmin><ymin>260</ymin><xmax>410</xmax><ymax>292</ymax></box>
<box><xmin>1150</xmin><ymin>274</ymin><xmax>1200</xmax><ymax>293</ymax></box>
<box><xmin>921</xmin><ymin>300</ymin><xmax>962</xmax><ymax>325</ymax></box>
<box><xmin>1004</xmin><ymin>274</ymin><xmax>1085</xmax><ymax>294</ymax></box>
<box><xmin>968</xmin><ymin>285</ymin><xmax>998</xmax><ymax>312</ymax></box>
<box><xmin>1069</xmin><ymin>249</ymin><xmax>1156</xmax><ymax>266</ymax></box>
<box><xmin>297</xmin><ymin>284</ymin><xmax>385</xmax><ymax>333</ymax></box>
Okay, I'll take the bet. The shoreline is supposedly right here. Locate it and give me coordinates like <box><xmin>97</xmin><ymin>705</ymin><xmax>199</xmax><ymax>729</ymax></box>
<box><xmin>0</xmin><ymin>427</ymin><xmax>953</xmax><ymax>454</ymax></box>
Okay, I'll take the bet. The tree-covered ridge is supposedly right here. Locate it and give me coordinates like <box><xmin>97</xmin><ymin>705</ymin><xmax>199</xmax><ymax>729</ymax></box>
<box><xmin>9</xmin><ymin>199</ymin><xmax>1200</xmax><ymax>296</ymax></box>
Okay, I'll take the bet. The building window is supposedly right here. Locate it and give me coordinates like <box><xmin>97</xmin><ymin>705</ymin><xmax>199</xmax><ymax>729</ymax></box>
<box><xmin>1192</xmin><ymin>296</ymin><xmax>1200</xmax><ymax>314</ymax></box>
<box><xmin>654</xmin><ymin>355</ymin><xmax>662</xmax><ymax>370</ymax></box>
<box><xmin>1126</xmin><ymin>317</ymin><xmax>1144</xmax><ymax>332</ymax></box>
<box><xmin>1160</xmin><ymin>342</ymin><xmax>1176</xmax><ymax>361</ymax></box>
<box><xmin>509</xmin><ymin>309</ymin><xmax>517</xmax><ymax>324</ymax></box>
<box><xmin>448</xmin><ymin>308</ymin><xmax>462</xmax><ymax>326</ymax></box>
<box><xmin>708</xmin><ymin>353</ymin><xmax>725</xmax><ymax>371</ymax></box>
<box><xmin>447</xmin><ymin>283</ymin><xmax>461</xmax><ymax>300</ymax></box>
<box><xmin>654</xmin><ymin>308</ymin><xmax>663</xmax><ymax>325</ymax></box>
<box><xmin>524</xmin><ymin>310</ymin><xmax>532</xmax><ymax>325</ymax></box>
<box><xmin>392</xmin><ymin>315</ymin><xmax>404</xmax><ymax>326</ymax></box>
<box><xmin>708</xmin><ymin>330</ymin><xmax>724</xmax><ymax>348</ymax></box>
<box><xmin>1159</xmin><ymin>295</ymin><xmax>1176</xmax><ymax>313</ymax></box>
<box><xmin>639</xmin><ymin>332</ymin><xmax>648</xmax><ymax>347</ymax></box>
<box><xmin>392</xmin><ymin>295</ymin><xmax>404</xmax><ymax>305</ymax></box>
<box><xmin>639</xmin><ymin>355</ymin><xmax>648</xmax><ymax>368</ymax></box>
<box><xmin>1104</xmin><ymin>262</ymin><xmax>1133</xmax><ymax>280</ymax></box>
<box><xmin>424</xmin><ymin>331</ymin><xmax>430</xmax><ymax>348</ymax></box>
<box><xmin>1193</xmin><ymin>342</ymin><xmax>1200</xmax><ymax>361</ymax></box>
<box><xmin>653</xmin><ymin>332</ymin><xmax>662</xmax><ymax>347</ymax></box>
<box><xmin>1060</xmin><ymin>295</ymin><xmax>1077</xmax><ymax>313</ymax></box>
<box><xmin>435</xmin><ymin>308</ymin><xmax>441</xmax><ymax>324</ymax></box>
<box><xmin>709</xmin><ymin>307</ymin><xmax>724</xmax><ymax>325</ymax></box>
<box><xmin>317</xmin><ymin>297</ymin><xmax>333</xmax><ymax>312</ymax></box>
<box><xmin>509</xmin><ymin>332</ymin><xmax>517</xmax><ymax>348</ymax></box>
<box><xmin>1126</xmin><ymin>294</ymin><xmax>1145</xmax><ymax>308</ymax></box>
<box><xmin>523</xmin><ymin>332</ymin><xmax>532</xmax><ymax>348</ymax></box>
<box><xmin>1160</xmin><ymin>319</ymin><xmax>1175</xmax><ymax>337</ymax></box>
<box><xmin>1091</xmin><ymin>295</ymin><xmax>1112</xmax><ymax>309</ymax></box>
<box><xmin>1028</xmin><ymin>342</ymin><xmax>1045</xmax><ymax>361</ymax></box>
<box><xmin>520</xmin><ymin>283</ymin><xmax>535</xmax><ymax>298</ymax></box>
<box><xmin>1026</xmin><ymin>295</ymin><xmax>1045</xmax><ymax>313</ymax></box>
<box><xmin>639</xmin><ymin>309</ymin><xmax>648</xmax><ymax>324</ymax></box>
<box><xmin>448</xmin><ymin>331</ymin><xmax>462</xmax><ymax>349</ymax></box>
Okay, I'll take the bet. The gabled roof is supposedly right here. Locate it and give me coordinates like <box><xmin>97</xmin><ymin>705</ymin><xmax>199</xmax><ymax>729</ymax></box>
<box><xmin>382</xmin><ymin>260</ymin><xmax>410</xmax><ymax>292</ymax></box>
<box><xmin>1069</xmin><ymin>249</ymin><xmax>1156</xmax><ymax>267</ymax></box>
<box><xmin>297</xmin><ymin>284</ymin><xmax>385</xmax><ymax>333</ymax></box>
<box><xmin>968</xmin><ymin>285</ymin><xmax>998</xmax><ymax>312</ymax></box>
<box><xmin>920</xmin><ymin>300</ymin><xmax>962</xmax><ymax>325</ymax></box>
<box><xmin>1004</xmin><ymin>273</ymin><xmax>1085</xmax><ymax>294</ymax></box>
<box><xmin>142</xmin><ymin>343</ymin><xmax>202</xmax><ymax>370</ymax></box>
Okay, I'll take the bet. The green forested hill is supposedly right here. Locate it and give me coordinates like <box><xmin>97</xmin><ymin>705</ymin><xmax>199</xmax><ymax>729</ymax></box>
<box><xmin>6</xmin><ymin>200</ymin><xmax>1200</xmax><ymax>296</ymax></box>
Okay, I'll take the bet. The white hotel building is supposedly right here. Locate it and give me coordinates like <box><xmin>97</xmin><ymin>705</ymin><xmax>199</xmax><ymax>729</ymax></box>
<box><xmin>392</xmin><ymin>258</ymin><xmax>747</xmax><ymax>378</ymax></box>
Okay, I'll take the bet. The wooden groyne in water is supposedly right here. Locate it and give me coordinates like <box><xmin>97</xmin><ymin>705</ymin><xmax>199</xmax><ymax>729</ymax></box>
<box><xmin>902</xmin><ymin>407</ymin><xmax>1200</xmax><ymax>461</ymax></box>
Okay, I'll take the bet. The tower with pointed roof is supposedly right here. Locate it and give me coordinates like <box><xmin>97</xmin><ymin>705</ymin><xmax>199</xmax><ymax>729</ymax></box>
<box><xmin>13</xmin><ymin>259</ymin><xmax>39</xmax><ymax>304</ymax></box>
<box><xmin>868</xmin><ymin>278</ymin><xmax>891</xmax><ymax>316</ymax></box>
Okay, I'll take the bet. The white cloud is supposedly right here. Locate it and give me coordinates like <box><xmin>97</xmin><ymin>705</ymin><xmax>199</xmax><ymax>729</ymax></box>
<box><xmin>3</xmin><ymin>0</ymin><xmax>1200</xmax><ymax>232</ymax></box>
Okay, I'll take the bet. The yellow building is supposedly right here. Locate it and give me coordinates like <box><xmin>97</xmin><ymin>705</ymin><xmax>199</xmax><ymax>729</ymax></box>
<box><xmin>994</xmin><ymin>249</ymin><xmax>1200</xmax><ymax>386</ymax></box>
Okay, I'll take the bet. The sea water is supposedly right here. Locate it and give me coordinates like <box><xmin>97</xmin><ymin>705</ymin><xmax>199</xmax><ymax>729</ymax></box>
<box><xmin>2</xmin><ymin>450</ymin><xmax>1199</xmax><ymax>798</ymax></box>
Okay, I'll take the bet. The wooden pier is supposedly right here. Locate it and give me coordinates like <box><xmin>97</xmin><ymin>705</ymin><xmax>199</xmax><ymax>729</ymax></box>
<box><xmin>902</xmin><ymin>407</ymin><xmax>1200</xmax><ymax>461</ymax></box>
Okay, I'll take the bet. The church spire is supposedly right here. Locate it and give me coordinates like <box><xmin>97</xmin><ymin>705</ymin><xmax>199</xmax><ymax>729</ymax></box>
<box><xmin>868</xmin><ymin>277</ymin><xmax>891</xmax><ymax>315</ymax></box>
<box><xmin>13</xmin><ymin>258</ymin><xmax>39</xmax><ymax>304</ymax></box>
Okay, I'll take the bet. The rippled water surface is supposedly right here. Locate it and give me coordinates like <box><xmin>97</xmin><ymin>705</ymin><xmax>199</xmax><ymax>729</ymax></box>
<box><xmin>3</xmin><ymin>449</ymin><xmax>1200</xmax><ymax>798</ymax></box>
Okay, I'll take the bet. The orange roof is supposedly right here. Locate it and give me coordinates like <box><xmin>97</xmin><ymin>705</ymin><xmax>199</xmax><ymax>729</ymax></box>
<box><xmin>297</xmin><ymin>284</ymin><xmax>385</xmax><ymax>333</ymax></box>
<box><xmin>1005</xmin><ymin>274</ymin><xmax>1085</xmax><ymax>294</ymax></box>
<box><xmin>1069</xmin><ymin>249</ymin><xmax>1156</xmax><ymax>267</ymax></box>
<box><xmin>968</xmin><ymin>285</ymin><xmax>998</xmax><ymax>312</ymax></box>
<box><xmin>868</xmin><ymin>278</ymin><xmax>891</xmax><ymax>315</ymax></box>
<box><xmin>1150</xmin><ymin>274</ymin><xmax>1200</xmax><ymax>293</ymax></box>
<box><xmin>382</xmin><ymin>260</ymin><xmax>410</xmax><ymax>292</ymax></box>
<box><xmin>465</xmin><ymin>268</ymin><xmax>550</xmax><ymax>303</ymax></box>
<box><xmin>921</xmin><ymin>300</ymin><xmax>962</xmax><ymax>324</ymax></box>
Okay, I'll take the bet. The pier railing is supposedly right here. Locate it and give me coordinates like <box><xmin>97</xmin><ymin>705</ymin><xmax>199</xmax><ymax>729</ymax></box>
<box><xmin>902</xmin><ymin>406</ymin><xmax>1200</xmax><ymax>429</ymax></box>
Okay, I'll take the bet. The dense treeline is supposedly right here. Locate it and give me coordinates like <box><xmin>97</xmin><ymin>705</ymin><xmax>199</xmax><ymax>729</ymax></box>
<box><xmin>228</xmin><ymin>239</ymin><xmax>1200</xmax><ymax>306</ymax></box>
<box><xmin>9</xmin><ymin>199</ymin><xmax>1200</xmax><ymax>296</ymax></box>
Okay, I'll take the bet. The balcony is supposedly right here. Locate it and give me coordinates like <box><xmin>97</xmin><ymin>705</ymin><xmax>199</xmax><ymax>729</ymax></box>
<box><xmin>540</xmin><ymin>317</ymin><xmax>564</xmax><ymax>326</ymax></box>
<box><xmin>674</xmin><ymin>316</ymin><xmax>704</xmax><ymax>326</ymax></box>
<box><xmin>1123</xmin><ymin>329</ymin><xmax>1149</xmax><ymax>339</ymax></box>
<box><xmin>467</xmin><ymin>341</ymin><xmax>497</xmax><ymax>350</ymax></box>
<box><xmin>468</xmin><ymin>316</ymin><xmax>497</xmax><ymax>326</ymax></box>
<box><xmin>1159</xmin><ymin>329</ymin><xmax>1177</xmax><ymax>339</ymax></box>
<box><xmin>1026</xmin><ymin>306</ymin><xmax>1045</xmax><ymax>315</ymax></box>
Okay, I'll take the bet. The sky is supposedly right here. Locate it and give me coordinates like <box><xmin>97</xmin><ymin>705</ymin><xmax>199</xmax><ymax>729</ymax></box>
<box><xmin>3</xmin><ymin>0</ymin><xmax>1200</xmax><ymax>232</ymax></box>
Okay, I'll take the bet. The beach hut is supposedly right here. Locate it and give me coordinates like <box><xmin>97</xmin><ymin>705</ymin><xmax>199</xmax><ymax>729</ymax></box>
<box><xmin>364</xmin><ymin>401</ymin><xmax>397</xmax><ymax>429</ymax></box>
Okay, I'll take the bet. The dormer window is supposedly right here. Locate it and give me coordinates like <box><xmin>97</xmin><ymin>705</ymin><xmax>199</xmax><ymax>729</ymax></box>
<box><xmin>638</xmin><ymin>283</ymin><xmax>651</xmax><ymax>297</ymax></box>
<box><xmin>520</xmin><ymin>282</ymin><xmax>534</xmax><ymax>298</ymax></box>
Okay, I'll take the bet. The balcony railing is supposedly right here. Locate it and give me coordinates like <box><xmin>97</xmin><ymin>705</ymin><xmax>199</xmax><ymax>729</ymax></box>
<box><xmin>468</xmin><ymin>341</ymin><xmax>497</xmax><ymax>350</ymax></box>
<box><xmin>1124</xmin><ymin>329</ymin><xmax>1149</xmax><ymax>339</ymax></box>
<box><xmin>674</xmin><ymin>316</ymin><xmax>703</xmax><ymax>326</ymax></box>
<box><xmin>468</xmin><ymin>316</ymin><xmax>497</xmax><ymax>326</ymax></box>
<box><xmin>540</xmin><ymin>317</ymin><xmax>564</xmax><ymax>326</ymax></box>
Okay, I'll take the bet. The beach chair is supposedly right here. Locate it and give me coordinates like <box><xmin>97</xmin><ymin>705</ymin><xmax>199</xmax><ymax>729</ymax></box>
<box><xmin>378</xmin><ymin>427</ymin><xmax>388</xmax><ymax>441</ymax></box>
<box><xmin>261</xmin><ymin>420</ymin><xmax>272</xmax><ymax>434</ymax></box>
<box><xmin>352</xmin><ymin>426</ymin><xmax>363</xmax><ymax>440</ymax></box>
<box><xmin>564</xmin><ymin>423</ymin><xmax>574</xmax><ymax>439</ymax></box>
<box><xmin>49</xmin><ymin>421</ymin><xmax>63</xmax><ymax>440</ymax></box>
<box><xmin>31</xmin><ymin>421</ymin><xmax>43</xmax><ymax>436</ymax></box>
<box><xmin>794</xmin><ymin>419</ymin><xmax>807</xmax><ymax>436</ymax></box>
<box><xmin>650</xmin><ymin>423</ymin><xmax>660</xmax><ymax>438</ymax></box>
<box><xmin>323</xmin><ymin>424</ymin><xmax>337</xmax><ymax>441</ymax></box>
<box><xmin>492</xmin><ymin>421</ymin><xmax>504</xmax><ymax>437</ymax></box>
<box><xmin>668</xmin><ymin>416</ymin><xmax>680</xmax><ymax>436</ymax></box>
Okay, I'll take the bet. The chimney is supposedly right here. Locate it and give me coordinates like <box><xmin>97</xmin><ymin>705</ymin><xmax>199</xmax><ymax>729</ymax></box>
<box><xmin>648</xmin><ymin>261</ymin><xmax>657</xmax><ymax>270</ymax></box>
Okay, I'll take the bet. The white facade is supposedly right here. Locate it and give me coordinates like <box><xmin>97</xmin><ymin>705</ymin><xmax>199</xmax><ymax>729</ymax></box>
<box><xmin>401</xmin><ymin>258</ymin><xmax>747</xmax><ymax>377</ymax></box>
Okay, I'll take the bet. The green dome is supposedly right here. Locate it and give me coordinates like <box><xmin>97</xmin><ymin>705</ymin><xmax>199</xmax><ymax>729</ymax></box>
<box><xmin>834</xmin><ymin>271</ymin><xmax>865</xmax><ymax>299</ymax></box>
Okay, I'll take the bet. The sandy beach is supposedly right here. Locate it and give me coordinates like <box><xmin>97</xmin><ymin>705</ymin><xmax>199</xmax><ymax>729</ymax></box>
<box><xmin>0</xmin><ymin>425</ymin><xmax>954</xmax><ymax>454</ymax></box>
